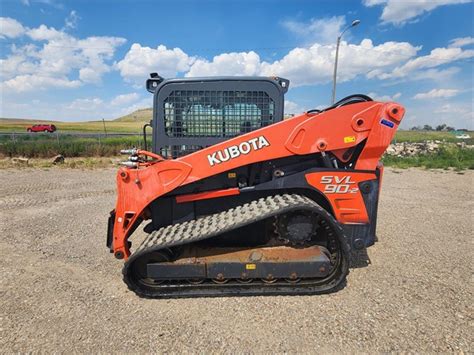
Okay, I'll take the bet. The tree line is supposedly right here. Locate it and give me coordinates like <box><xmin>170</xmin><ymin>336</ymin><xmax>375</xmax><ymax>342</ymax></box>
<box><xmin>410</xmin><ymin>124</ymin><xmax>467</xmax><ymax>132</ymax></box>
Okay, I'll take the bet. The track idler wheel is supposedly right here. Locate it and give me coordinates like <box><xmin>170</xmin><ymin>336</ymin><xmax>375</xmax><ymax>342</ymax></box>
<box><xmin>274</xmin><ymin>211</ymin><xmax>320</xmax><ymax>246</ymax></box>
<box><xmin>131</xmin><ymin>249</ymin><xmax>172</xmax><ymax>286</ymax></box>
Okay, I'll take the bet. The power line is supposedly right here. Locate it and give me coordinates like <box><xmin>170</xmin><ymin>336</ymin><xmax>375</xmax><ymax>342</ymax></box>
<box><xmin>0</xmin><ymin>40</ymin><xmax>122</xmax><ymax>50</ymax></box>
<box><xmin>0</xmin><ymin>39</ymin><xmax>320</xmax><ymax>53</ymax></box>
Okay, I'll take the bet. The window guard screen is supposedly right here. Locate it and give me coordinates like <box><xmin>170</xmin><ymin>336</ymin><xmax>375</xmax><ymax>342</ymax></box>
<box><xmin>159</xmin><ymin>145</ymin><xmax>203</xmax><ymax>158</ymax></box>
<box><xmin>163</xmin><ymin>90</ymin><xmax>275</xmax><ymax>138</ymax></box>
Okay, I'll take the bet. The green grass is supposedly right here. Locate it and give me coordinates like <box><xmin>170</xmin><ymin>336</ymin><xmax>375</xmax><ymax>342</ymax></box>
<box><xmin>392</xmin><ymin>130</ymin><xmax>473</xmax><ymax>144</ymax></box>
<box><xmin>0</xmin><ymin>118</ymin><xmax>145</xmax><ymax>133</ymax></box>
<box><xmin>1</xmin><ymin>115</ymin><xmax>473</xmax><ymax>170</ymax></box>
<box><xmin>0</xmin><ymin>134</ymin><xmax>148</xmax><ymax>158</ymax></box>
<box><xmin>3</xmin><ymin>133</ymin><xmax>472</xmax><ymax>170</ymax></box>
<box><xmin>382</xmin><ymin>145</ymin><xmax>474</xmax><ymax>170</ymax></box>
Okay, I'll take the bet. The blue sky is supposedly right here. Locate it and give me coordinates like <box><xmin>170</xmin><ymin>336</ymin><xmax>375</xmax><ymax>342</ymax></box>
<box><xmin>0</xmin><ymin>0</ymin><xmax>473</xmax><ymax>129</ymax></box>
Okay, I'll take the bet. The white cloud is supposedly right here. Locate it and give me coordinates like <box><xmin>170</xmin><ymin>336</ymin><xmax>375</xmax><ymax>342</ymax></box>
<box><xmin>431</xmin><ymin>102</ymin><xmax>473</xmax><ymax>128</ymax></box>
<box><xmin>1</xmin><ymin>18</ymin><xmax>126</xmax><ymax>92</ymax></box>
<box><xmin>2</xmin><ymin>15</ymin><xmax>472</xmax><ymax>129</ymax></box>
<box><xmin>260</xmin><ymin>39</ymin><xmax>419</xmax><ymax>87</ymax></box>
<box><xmin>182</xmin><ymin>39</ymin><xmax>419</xmax><ymax>87</ymax></box>
<box><xmin>403</xmin><ymin>101</ymin><xmax>473</xmax><ymax>130</ymax></box>
<box><xmin>110</xmin><ymin>93</ymin><xmax>140</xmax><ymax>106</ymax></box>
<box><xmin>119</xmin><ymin>38</ymin><xmax>417</xmax><ymax>88</ymax></box>
<box><xmin>116</xmin><ymin>29</ymin><xmax>469</xmax><ymax>92</ymax></box>
<box><xmin>363</xmin><ymin>0</ymin><xmax>387</xmax><ymax>6</ymax></box>
<box><xmin>368</xmin><ymin>92</ymin><xmax>402</xmax><ymax>101</ymax></box>
<box><xmin>67</xmin><ymin>97</ymin><xmax>104</xmax><ymax>111</ymax></box>
<box><xmin>413</xmin><ymin>88</ymin><xmax>460</xmax><ymax>99</ymax></box>
<box><xmin>120</xmin><ymin>98</ymin><xmax>152</xmax><ymax>117</ymax></box>
<box><xmin>14</xmin><ymin>94</ymin><xmax>149</xmax><ymax>121</ymax></box>
<box><xmin>282</xmin><ymin>16</ymin><xmax>346</xmax><ymax>44</ymax></box>
<box><xmin>363</xmin><ymin>0</ymin><xmax>472</xmax><ymax>26</ymax></box>
<box><xmin>0</xmin><ymin>46</ymin><xmax>38</xmax><ymax>80</ymax></box>
<box><xmin>284</xmin><ymin>100</ymin><xmax>307</xmax><ymax>114</ymax></box>
<box><xmin>186</xmin><ymin>51</ymin><xmax>261</xmax><ymax>77</ymax></box>
<box><xmin>35</xmin><ymin>95</ymin><xmax>150</xmax><ymax>121</ymax></box>
<box><xmin>22</xmin><ymin>0</ymin><xmax>64</xmax><ymax>9</ymax></box>
<box><xmin>449</xmin><ymin>36</ymin><xmax>474</xmax><ymax>48</ymax></box>
<box><xmin>78</xmin><ymin>67</ymin><xmax>104</xmax><ymax>84</ymax></box>
<box><xmin>371</xmin><ymin>46</ymin><xmax>474</xmax><ymax>80</ymax></box>
<box><xmin>0</xmin><ymin>17</ymin><xmax>26</xmax><ymax>38</ymax></box>
<box><xmin>116</xmin><ymin>43</ymin><xmax>195</xmax><ymax>85</ymax></box>
<box><xmin>407</xmin><ymin>66</ymin><xmax>461</xmax><ymax>82</ymax></box>
<box><xmin>434</xmin><ymin>103</ymin><xmax>473</xmax><ymax>117</ymax></box>
<box><xmin>64</xmin><ymin>10</ymin><xmax>80</xmax><ymax>30</ymax></box>
<box><xmin>3</xmin><ymin>74</ymin><xmax>82</xmax><ymax>92</ymax></box>
<box><xmin>26</xmin><ymin>24</ymin><xmax>65</xmax><ymax>41</ymax></box>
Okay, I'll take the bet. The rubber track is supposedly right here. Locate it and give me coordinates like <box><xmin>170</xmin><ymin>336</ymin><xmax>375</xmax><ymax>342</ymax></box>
<box><xmin>123</xmin><ymin>194</ymin><xmax>350</xmax><ymax>298</ymax></box>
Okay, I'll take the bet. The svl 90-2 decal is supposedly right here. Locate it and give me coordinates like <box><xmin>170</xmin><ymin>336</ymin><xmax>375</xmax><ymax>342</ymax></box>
<box><xmin>320</xmin><ymin>175</ymin><xmax>359</xmax><ymax>194</ymax></box>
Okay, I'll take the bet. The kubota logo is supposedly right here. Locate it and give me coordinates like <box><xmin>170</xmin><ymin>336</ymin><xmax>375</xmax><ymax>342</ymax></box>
<box><xmin>321</xmin><ymin>175</ymin><xmax>359</xmax><ymax>194</ymax></box>
<box><xmin>207</xmin><ymin>135</ymin><xmax>270</xmax><ymax>166</ymax></box>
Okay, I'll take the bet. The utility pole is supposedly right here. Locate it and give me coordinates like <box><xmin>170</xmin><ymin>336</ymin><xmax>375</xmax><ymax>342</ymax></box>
<box><xmin>331</xmin><ymin>19</ymin><xmax>361</xmax><ymax>104</ymax></box>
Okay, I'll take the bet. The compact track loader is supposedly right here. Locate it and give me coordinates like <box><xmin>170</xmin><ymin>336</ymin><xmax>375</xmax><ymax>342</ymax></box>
<box><xmin>107</xmin><ymin>74</ymin><xmax>405</xmax><ymax>298</ymax></box>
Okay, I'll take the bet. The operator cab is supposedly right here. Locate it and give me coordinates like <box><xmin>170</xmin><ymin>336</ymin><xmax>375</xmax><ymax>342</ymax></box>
<box><xmin>146</xmin><ymin>73</ymin><xmax>289</xmax><ymax>158</ymax></box>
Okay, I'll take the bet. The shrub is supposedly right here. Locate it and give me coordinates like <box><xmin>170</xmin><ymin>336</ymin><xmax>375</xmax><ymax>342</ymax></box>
<box><xmin>382</xmin><ymin>146</ymin><xmax>474</xmax><ymax>170</ymax></box>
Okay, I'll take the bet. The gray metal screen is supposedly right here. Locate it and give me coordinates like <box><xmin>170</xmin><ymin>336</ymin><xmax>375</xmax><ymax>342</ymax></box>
<box><xmin>151</xmin><ymin>77</ymin><xmax>288</xmax><ymax>159</ymax></box>
<box><xmin>163</xmin><ymin>90</ymin><xmax>275</xmax><ymax>138</ymax></box>
<box><xmin>159</xmin><ymin>145</ymin><xmax>203</xmax><ymax>159</ymax></box>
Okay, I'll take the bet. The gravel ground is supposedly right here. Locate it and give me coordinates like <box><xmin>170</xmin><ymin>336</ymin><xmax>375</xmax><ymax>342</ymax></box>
<box><xmin>0</xmin><ymin>167</ymin><xmax>472</xmax><ymax>352</ymax></box>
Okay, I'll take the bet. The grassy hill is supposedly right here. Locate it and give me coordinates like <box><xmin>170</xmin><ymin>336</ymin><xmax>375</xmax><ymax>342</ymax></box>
<box><xmin>113</xmin><ymin>108</ymin><xmax>152</xmax><ymax>122</ymax></box>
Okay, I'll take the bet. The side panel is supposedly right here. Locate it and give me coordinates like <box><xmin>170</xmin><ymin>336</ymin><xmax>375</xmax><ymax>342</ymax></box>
<box><xmin>304</xmin><ymin>171</ymin><xmax>376</xmax><ymax>224</ymax></box>
<box><xmin>346</xmin><ymin>178</ymin><xmax>380</xmax><ymax>248</ymax></box>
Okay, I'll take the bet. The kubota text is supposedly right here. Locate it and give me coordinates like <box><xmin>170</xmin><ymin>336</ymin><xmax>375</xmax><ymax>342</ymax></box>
<box><xmin>207</xmin><ymin>135</ymin><xmax>270</xmax><ymax>166</ymax></box>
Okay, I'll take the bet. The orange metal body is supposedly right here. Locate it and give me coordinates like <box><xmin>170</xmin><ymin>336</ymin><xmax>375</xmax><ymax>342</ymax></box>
<box><xmin>175</xmin><ymin>188</ymin><xmax>240</xmax><ymax>204</ymax></box>
<box><xmin>112</xmin><ymin>101</ymin><xmax>405</xmax><ymax>259</ymax></box>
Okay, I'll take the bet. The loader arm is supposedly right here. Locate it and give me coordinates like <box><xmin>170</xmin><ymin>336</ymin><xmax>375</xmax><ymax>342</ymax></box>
<box><xmin>111</xmin><ymin>100</ymin><xmax>404</xmax><ymax>259</ymax></box>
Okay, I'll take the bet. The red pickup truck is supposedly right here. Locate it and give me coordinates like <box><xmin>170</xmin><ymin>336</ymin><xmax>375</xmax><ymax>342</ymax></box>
<box><xmin>27</xmin><ymin>124</ymin><xmax>57</xmax><ymax>133</ymax></box>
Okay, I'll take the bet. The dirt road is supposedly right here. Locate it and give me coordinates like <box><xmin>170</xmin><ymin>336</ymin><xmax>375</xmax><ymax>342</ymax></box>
<box><xmin>0</xmin><ymin>168</ymin><xmax>472</xmax><ymax>352</ymax></box>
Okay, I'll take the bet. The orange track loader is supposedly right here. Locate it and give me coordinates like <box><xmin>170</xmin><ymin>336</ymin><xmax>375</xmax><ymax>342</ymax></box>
<box><xmin>107</xmin><ymin>75</ymin><xmax>405</xmax><ymax>298</ymax></box>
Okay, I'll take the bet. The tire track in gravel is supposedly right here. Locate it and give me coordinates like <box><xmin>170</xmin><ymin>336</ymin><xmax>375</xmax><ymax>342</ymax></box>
<box><xmin>0</xmin><ymin>180</ymin><xmax>110</xmax><ymax>197</ymax></box>
<box><xmin>0</xmin><ymin>189</ymin><xmax>115</xmax><ymax>209</ymax></box>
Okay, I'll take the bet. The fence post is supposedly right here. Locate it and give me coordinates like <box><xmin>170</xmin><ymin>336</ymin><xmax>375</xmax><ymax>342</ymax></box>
<box><xmin>102</xmin><ymin>119</ymin><xmax>108</xmax><ymax>137</ymax></box>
